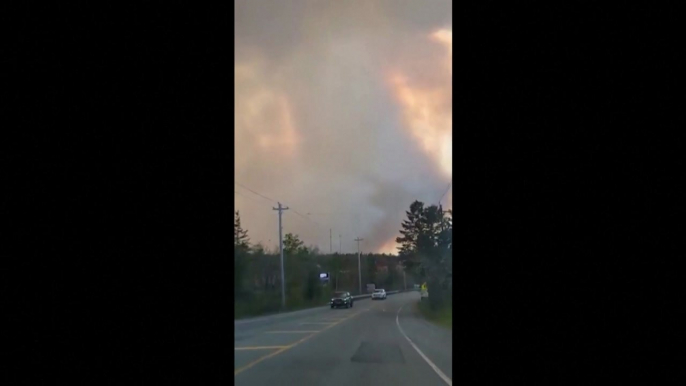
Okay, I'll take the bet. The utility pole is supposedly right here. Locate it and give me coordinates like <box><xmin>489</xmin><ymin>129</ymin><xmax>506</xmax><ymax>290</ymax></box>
<box><xmin>355</xmin><ymin>237</ymin><xmax>363</xmax><ymax>295</ymax></box>
<box><xmin>339</xmin><ymin>234</ymin><xmax>342</xmax><ymax>254</ymax></box>
<box><xmin>330</xmin><ymin>229</ymin><xmax>332</xmax><ymax>254</ymax></box>
<box><xmin>403</xmin><ymin>269</ymin><xmax>407</xmax><ymax>291</ymax></box>
<box><xmin>273</xmin><ymin>202</ymin><xmax>289</xmax><ymax>309</ymax></box>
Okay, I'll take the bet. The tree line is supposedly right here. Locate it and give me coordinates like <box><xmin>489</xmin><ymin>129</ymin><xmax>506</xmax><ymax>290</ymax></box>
<box><xmin>396</xmin><ymin>200</ymin><xmax>453</xmax><ymax>311</ymax></box>
<box><xmin>234</xmin><ymin>199</ymin><xmax>452</xmax><ymax>317</ymax></box>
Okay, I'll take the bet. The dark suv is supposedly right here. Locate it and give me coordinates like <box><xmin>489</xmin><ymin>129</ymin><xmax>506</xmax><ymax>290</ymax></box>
<box><xmin>330</xmin><ymin>291</ymin><xmax>354</xmax><ymax>309</ymax></box>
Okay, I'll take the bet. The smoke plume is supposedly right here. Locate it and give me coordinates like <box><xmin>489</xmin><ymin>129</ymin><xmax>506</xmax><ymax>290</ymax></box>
<box><xmin>235</xmin><ymin>0</ymin><xmax>452</xmax><ymax>254</ymax></box>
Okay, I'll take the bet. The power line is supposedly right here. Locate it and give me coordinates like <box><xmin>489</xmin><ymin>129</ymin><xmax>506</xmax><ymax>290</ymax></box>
<box><xmin>251</xmin><ymin>199</ymin><xmax>329</xmax><ymax>247</ymax></box>
<box><xmin>235</xmin><ymin>183</ymin><xmax>322</xmax><ymax>225</ymax></box>
<box><xmin>292</xmin><ymin>211</ymin><xmax>319</xmax><ymax>227</ymax></box>
<box><xmin>235</xmin><ymin>191</ymin><xmax>274</xmax><ymax>211</ymax></box>
<box><xmin>302</xmin><ymin>211</ymin><xmax>343</xmax><ymax>236</ymax></box>
<box><xmin>235</xmin><ymin>190</ymin><xmax>260</xmax><ymax>202</ymax></box>
<box><xmin>235</xmin><ymin>182</ymin><xmax>277</xmax><ymax>204</ymax></box>
<box><xmin>234</xmin><ymin>183</ymin><xmax>339</xmax><ymax>248</ymax></box>
<box><xmin>292</xmin><ymin>209</ymin><xmax>314</xmax><ymax>221</ymax></box>
<box><xmin>294</xmin><ymin>210</ymin><xmax>330</xmax><ymax>230</ymax></box>
<box><xmin>290</xmin><ymin>209</ymin><xmax>332</xmax><ymax>250</ymax></box>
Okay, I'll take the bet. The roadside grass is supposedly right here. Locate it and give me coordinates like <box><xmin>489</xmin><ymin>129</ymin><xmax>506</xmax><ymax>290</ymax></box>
<box><xmin>416</xmin><ymin>299</ymin><xmax>452</xmax><ymax>330</ymax></box>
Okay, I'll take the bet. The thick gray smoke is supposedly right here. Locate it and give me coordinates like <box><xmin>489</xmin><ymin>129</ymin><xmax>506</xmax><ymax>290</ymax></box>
<box><xmin>235</xmin><ymin>0</ymin><xmax>452</xmax><ymax>254</ymax></box>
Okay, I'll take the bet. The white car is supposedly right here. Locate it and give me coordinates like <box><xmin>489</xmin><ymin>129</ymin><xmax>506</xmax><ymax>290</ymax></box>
<box><xmin>371</xmin><ymin>289</ymin><xmax>387</xmax><ymax>300</ymax></box>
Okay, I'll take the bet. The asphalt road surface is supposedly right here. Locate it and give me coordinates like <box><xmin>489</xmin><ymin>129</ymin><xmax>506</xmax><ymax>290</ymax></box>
<box><xmin>234</xmin><ymin>291</ymin><xmax>452</xmax><ymax>386</ymax></box>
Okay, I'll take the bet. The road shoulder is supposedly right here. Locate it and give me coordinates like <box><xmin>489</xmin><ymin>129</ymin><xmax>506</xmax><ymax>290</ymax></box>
<box><xmin>396</xmin><ymin>296</ymin><xmax>453</xmax><ymax>380</ymax></box>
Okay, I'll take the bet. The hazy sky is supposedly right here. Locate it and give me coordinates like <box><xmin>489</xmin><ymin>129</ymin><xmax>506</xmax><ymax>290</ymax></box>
<box><xmin>235</xmin><ymin>0</ymin><xmax>452</xmax><ymax>254</ymax></box>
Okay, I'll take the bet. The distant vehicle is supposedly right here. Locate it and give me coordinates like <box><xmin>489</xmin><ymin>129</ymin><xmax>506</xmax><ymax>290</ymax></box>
<box><xmin>330</xmin><ymin>291</ymin><xmax>354</xmax><ymax>309</ymax></box>
<box><xmin>371</xmin><ymin>289</ymin><xmax>387</xmax><ymax>300</ymax></box>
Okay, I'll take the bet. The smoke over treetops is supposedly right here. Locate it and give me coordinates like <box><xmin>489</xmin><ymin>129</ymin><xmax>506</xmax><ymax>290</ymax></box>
<box><xmin>235</xmin><ymin>0</ymin><xmax>452</xmax><ymax>254</ymax></box>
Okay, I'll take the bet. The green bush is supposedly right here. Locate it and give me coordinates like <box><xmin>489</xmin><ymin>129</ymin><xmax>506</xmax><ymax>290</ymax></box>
<box><xmin>417</xmin><ymin>299</ymin><xmax>452</xmax><ymax>329</ymax></box>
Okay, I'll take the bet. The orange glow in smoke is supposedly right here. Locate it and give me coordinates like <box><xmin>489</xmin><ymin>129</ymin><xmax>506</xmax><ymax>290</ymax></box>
<box><xmin>255</xmin><ymin>95</ymin><xmax>299</xmax><ymax>151</ymax></box>
<box><xmin>388</xmin><ymin>29</ymin><xmax>452</xmax><ymax>178</ymax></box>
<box><xmin>379</xmin><ymin>237</ymin><xmax>399</xmax><ymax>255</ymax></box>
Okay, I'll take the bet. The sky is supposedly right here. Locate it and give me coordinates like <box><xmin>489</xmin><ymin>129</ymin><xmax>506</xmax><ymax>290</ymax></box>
<box><xmin>235</xmin><ymin>0</ymin><xmax>452</xmax><ymax>255</ymax></box>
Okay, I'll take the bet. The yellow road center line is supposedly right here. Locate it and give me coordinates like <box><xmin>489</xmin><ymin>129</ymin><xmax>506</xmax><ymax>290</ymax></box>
<box><xmin>235</xmin><ymin>346</ymin><xmax>290</xmax><ymax>350</ymax></box>
<box><xmin>235</xmin><ymin>312</ymin><xmax>365</xmax><ymax>376</ymax></box>
<box><xmin>234</xmin><ymin>347</ymin><xmax>290</xmax><ymax>375</ymax></box>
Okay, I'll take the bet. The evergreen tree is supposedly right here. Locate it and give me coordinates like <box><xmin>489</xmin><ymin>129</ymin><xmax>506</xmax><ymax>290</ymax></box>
<box><xmin>396</xmin><ymin>200</ymin><xmax>425</xmax><ymax>274</ymax></box>
<box><xmin>284</xmin><ymin>233</ymin><xmax>306</xmax><ymax>256</ymax></box>
<box><xmin>234</xmin><ymin>211</ymin><xmax>250</xmax><ymax>251</ymax></box>
<box><xmin>396</xmin><ymin>200</ymin><xmax>424</xmax><ymax>254</ymax></box>
<box><xmin>396</xmin><ymin>200</ymin><xmax>453</xmax><ymax>309</ymax></box>
<box><xmin>234</xmin><ymin>210</ymin><xmax>250</xmax><ymax>295</ymax></box>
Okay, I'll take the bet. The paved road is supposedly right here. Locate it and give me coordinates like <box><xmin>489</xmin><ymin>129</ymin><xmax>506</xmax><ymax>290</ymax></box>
<box><xmin>234</xmin><ymin>292</ymin><xmax>452</xmax><ymax>386</ymax></box>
